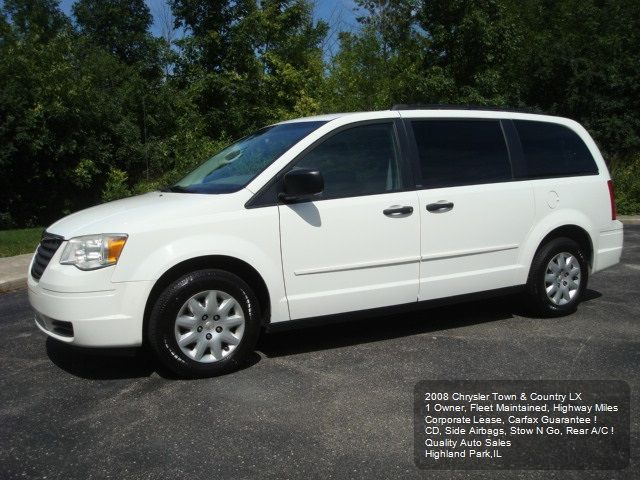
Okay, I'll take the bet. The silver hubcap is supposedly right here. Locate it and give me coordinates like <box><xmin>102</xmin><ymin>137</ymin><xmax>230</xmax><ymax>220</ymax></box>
<box><xmin>545</xmin><ymin>252</ymin><xmax>581</xmax><ymax>306</ymax></box>
<box><xmin>174</xmin><ymin>290</ymin><xmax>245</xmax><ymax>363</ymax></box>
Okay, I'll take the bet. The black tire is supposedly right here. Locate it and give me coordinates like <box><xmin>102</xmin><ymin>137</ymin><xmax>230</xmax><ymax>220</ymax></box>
<box><xmin>147</xmin><ymin>269</ymin><xmax>261</xmax><ymax>378</ymax></box>
<box><xmin>526</xmin><ymin>237</ymin><xmax>589</xmax><ymax>317</ymax></box>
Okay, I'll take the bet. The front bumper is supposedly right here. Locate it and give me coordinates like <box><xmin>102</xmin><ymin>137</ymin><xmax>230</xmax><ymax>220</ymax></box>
<box><xmin>28</xmin><ymin>278</ymin><xmax>153</xmax><ymax>348</ymax></box>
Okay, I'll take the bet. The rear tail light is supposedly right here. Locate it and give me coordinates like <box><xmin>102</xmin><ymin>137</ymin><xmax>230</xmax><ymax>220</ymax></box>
<box><xmin>607</xmin><ymin>179</ymin><xmax>617</xmax><ymax>220</ymax></box>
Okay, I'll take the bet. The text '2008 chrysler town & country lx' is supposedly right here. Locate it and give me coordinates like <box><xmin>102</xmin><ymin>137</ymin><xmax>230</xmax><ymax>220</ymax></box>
<box><xmin>28</xmin><ymin>106</ymin><xmax>623</xmax><ymax>377</ymax></box>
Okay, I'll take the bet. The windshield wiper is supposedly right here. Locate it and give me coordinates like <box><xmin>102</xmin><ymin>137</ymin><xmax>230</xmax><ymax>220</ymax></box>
<box><xmin>160</xmin><ymin>185</ymin><xmax>191</xmax><ymax>193</ymax></box>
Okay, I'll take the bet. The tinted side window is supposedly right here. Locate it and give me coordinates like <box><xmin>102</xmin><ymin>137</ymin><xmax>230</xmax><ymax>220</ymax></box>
<box><xmin>514</xmin><ymin>120</ymin><xmax>598</xmax><ymax>178</ymax></box>
<box><xmin>411</xmin><ymin>120</ymin><xmax>511</xmax><ymax>188</ymax></box>
<box><xmin>294</xmin><ymin>123</ymin><xmax>402</xmax><ymax>199</ymax></box>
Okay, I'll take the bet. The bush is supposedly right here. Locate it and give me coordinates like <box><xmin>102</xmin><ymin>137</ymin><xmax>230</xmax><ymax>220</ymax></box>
<box><xmin>611</xmin><ymin>156</ymin><xmax>640</xmax><ymax>215</ymax></box>
<box><xmin>102</xmin><ymin>167</ymin><xmax>131</xmax><ymax>202</ymax></box>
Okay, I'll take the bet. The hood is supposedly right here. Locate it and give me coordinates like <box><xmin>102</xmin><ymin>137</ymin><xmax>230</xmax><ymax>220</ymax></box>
<box><xmin>47</xmin><ymin>190</ymin><xmax>249</xmax><ymax>239</ymax></box>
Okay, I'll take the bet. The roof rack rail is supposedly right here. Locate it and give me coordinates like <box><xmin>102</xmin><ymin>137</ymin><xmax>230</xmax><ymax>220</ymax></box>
<box><xmin>390</xmin><ymin>104</ymin><xmax>543</xmax><ymax>114</ymax></box>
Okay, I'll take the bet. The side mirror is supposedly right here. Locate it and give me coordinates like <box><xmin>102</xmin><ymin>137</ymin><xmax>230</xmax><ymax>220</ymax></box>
<box><xmin>278</xmin><ymin>168</ymin><xmax>324</xmax><ymax>203</ymax></box>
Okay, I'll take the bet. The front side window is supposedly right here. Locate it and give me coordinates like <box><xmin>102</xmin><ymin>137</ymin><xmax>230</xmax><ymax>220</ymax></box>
<box><xmin>294</xmin><ymin>123</ymin><xmax>403</xmax><ymax>199</ymax></box>
<box><xmin>173</xmin><ymin>121</ymin><xmax>326</xmax><ymax>194</ymax></box>
<box><xmin>411</xmin><ymin>119</ymin><xmax>511</xmax><ymax>188</ymax></box>
<box><xmin>514</xmin><ymin>120</ymin><xmax>598</xmax><ymax>178</ymax></box>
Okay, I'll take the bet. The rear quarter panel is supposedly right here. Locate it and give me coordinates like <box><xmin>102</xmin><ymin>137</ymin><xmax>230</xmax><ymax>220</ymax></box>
<box><xmin>516</xmin><ymin>118</ymin><xmax>621</xmax><ymax>280</ymax></box>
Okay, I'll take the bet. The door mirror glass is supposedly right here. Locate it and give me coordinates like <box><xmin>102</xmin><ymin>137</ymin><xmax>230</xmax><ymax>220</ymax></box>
<box><xmin>279</xmin><ymin>168</ymin><xmax>324</xmax><ymax>202</ymax></box>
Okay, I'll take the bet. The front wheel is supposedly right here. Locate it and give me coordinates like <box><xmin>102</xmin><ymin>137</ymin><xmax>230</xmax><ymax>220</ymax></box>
<box><xmin>147</xmin><ymin>269</ymin><xmax>261</xmax><ymax>377</ymax></box>
<box><xmin>526</xmin><ymin>237</ymin><xmax>589</xmax><ymax>317</ymax></box>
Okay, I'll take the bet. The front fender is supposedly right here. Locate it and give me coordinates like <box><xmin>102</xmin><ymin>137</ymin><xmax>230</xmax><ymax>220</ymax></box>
<box><xmin>110</xmin><ymin>207</ymin><xmax>289</xmax><ymax>323</ymax></box>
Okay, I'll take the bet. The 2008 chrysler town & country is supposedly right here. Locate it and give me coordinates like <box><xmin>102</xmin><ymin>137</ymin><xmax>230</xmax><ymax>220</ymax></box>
<box><xmin>28</xmin><ymin>106</ymin><xmax>624</xmax><ymax>377</ymax></box>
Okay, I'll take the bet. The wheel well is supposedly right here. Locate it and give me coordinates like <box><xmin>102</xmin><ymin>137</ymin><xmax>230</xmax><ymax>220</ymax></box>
<box><xmin>537</xmin><ymin>225</ymin><xmax>594</xmax><ymax>269</ymax></box>
<box><xmin>143</xmin><ymin>256</ymin><xmax>271</xmax><ymax>341</ymax></box>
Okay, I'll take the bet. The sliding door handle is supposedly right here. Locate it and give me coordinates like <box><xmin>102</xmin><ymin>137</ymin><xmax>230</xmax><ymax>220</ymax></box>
<box><xmin>383</xmin><ymin>205</ymin><xmax>414</xmax><ymax>216</ymax></box>
<box><xmin>426</xmin><ymin>201</ymin><xmax>454</xmax><ymax>213</ymax></box>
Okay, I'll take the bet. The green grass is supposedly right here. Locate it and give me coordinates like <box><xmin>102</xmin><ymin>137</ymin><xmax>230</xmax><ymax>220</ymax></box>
<box><xmin>0</xmin><ymin>227</ymin><xmax>42</xmax><ymax>258</ymax></box>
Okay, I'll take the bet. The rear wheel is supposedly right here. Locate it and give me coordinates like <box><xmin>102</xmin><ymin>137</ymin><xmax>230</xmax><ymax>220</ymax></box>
<box><xmin>147</xmin><ymin>269</ymin><xmax>261</xmax><ymax>377</ymax></box>
<box><xmin>526</xmin><ymin>237</ymin><xmax>589</xmax><ymax>317</ymax></box>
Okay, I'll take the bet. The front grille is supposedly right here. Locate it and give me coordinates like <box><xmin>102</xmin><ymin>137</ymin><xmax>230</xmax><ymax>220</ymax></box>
<box><xmin>31</xmin><ymin>232</ymin><xmax>64</xmax><ymax>280</ymax></box>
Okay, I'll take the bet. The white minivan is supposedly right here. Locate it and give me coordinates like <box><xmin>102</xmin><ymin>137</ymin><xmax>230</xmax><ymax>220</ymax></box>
<box><xmin>28</xmin><ymin>106</ymin><xmax>624</xmax><ymax>377</ymax></box>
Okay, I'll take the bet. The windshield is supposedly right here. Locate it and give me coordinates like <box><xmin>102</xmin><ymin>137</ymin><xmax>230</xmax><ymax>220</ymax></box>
<box><xmin>171</xmin><ymin>121</ymin><xmax>327</xmax><ymax>194</ymax></box>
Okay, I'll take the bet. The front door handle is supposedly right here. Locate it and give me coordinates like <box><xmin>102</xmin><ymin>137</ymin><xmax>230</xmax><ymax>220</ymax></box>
<box><xmin>426</xmin><ymin>200</ymin><xmax>454</xmax><ymax>213</ymax></box>
<box><xmin>383</xmin><ymin>205</ymin><xmax>414</xmax><ymax>216</ymax></box>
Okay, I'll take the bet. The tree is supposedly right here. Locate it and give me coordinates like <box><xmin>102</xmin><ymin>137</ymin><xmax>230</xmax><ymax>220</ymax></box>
<box><xmin>72</xmin><ymin>0</ymin><xmax>177</xmax><ymax>188</ymax></box>
<box><xmin>515</xmin><ymin>0</ymin><xmax>640</xmax><ymax>159</ymax></box>
<box><xmin>333</xmin><ymin>0</ymin><xmax>522</xmax><ymax>108</ymax></box>
<box><xmin>72</xmin><ymin>0</ymin><xmax>157</xmax><ymax>66</ymax></box>
<box><xmin>171</xmin><ymin>0</ymin><xmax>327</xmax><ymax>138</ymax></box>
<box><xmin>411</xmin><ymin>0</ymin><xmax>521</xmax><ymax>104</ymax></box>
<box><xmin>0</xmin><ymin>0</ymin><xmax>181</xmax><ymax>227</ymax></box>
<box><xmin>3</xmin><ymin>0</ymin><xmax>640</xmax><ymax>227</ymax></box>
<box><xmin>2</xmin><ymin>0</ymin><xmax>68</xmax><ymax>41</ymax></box>
<box><xmin>321</xmin><ymin>26</ymin><xmax>394</xmax><ymax>111</ymax></box>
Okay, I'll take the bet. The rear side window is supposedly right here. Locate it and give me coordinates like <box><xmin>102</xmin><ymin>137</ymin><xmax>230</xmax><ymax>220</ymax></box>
<box><xmin>411</xmin><ymin>120</ymin><xmax>511</xmax><ymax>188</ymax></box>
<box><xmin>514</xmin><ymin>120</ymin><xmax>598</xmax><ymax>178</ymax></box>
<box><xmin>294</xmin><ymin>123</ymin><xmax>402</xmax><ymax>199</ymax></box>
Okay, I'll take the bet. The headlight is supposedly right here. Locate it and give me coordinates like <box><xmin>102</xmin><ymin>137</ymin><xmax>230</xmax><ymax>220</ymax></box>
<box><xmin>60</xmin><ymin>234</ymin><xmax>128</xmax><ymax>270</ymax></box>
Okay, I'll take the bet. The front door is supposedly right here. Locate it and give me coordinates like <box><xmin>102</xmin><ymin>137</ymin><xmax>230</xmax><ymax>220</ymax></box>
<box><xmin>278</xmin><ymin>121</ymin><xmax>420</xmax><ymax>320</ymax></box>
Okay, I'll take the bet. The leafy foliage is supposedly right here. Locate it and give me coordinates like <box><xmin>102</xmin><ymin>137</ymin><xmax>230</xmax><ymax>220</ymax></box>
<box><xmin>171</xmin><ymin>0</ymin><xmax>327</xmax><ymax>139</ymax></box>
<box><xmin>102</xmin><ymin>167</ymin><xmax>131</xmax><ymax>202</ymax></box>
<box><xmin>73</xmin><ymin>0</ymin><xmax>158</xmax><ymax>67</ymax></box>
<box><xmin>612</xmin><ymin>156</ymin><xmax>640</xmax><ymax>215</ymax></box>
<box><xmin>1</xmin><ymin>0</ymin><xmax>640</xmax><ymax>229</ymax></box>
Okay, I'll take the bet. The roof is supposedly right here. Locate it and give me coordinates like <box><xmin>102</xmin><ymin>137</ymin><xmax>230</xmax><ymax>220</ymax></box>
<box><xmin>275</xmin><ymin>106</ymin><xmax>569</xmax><ymax>126</ymax></box>
<box><xmin>390</xmin><ymin>103</ymin><xmax>543</xmax><ymax>114</ymax></box>
<box><xmin>276</xmin><ymin>113</ymin><xmax>350</xmax><ymax>124</ymax></box>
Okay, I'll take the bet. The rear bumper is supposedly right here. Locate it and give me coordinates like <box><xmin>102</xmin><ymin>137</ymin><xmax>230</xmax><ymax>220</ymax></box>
<box><xmin>593</xmin><ymin>221</ymin><xmax>624</xmax><ymax>273</ymax></box>
<box><xmin>28</xmin><ymin>278</ymin><xmax>153</xmax><ymax>347</ymax></box>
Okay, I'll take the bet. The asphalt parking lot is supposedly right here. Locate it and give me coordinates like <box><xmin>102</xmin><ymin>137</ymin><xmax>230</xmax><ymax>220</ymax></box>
<box><xmin>1</xmin><ymin>227</ymin><xmax>638</xmax><ymax>480</ymax></box>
